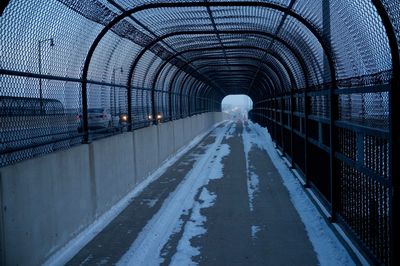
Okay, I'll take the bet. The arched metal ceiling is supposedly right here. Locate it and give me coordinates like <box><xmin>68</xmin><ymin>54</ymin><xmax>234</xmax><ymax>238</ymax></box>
<box><xmin>2</xmin><ymin>0</ymin><xmax>398</xmax><ymax>110</ymax></box>
<box><xmin>0</xmin><ymin>0</ymin><xmax>398</xmax><ymax>137</ymax></box>
<box><xmin>1</xmin><ymin>0</ymin><xmax>399</xmax><ymax>164</ymax></box>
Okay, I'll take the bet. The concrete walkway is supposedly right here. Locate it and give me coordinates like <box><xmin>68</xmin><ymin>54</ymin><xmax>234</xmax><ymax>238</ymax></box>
<box><xmin>67</xmin><ymin>121</ymin><xmax>319</xmax><ymax>265</ymax></box>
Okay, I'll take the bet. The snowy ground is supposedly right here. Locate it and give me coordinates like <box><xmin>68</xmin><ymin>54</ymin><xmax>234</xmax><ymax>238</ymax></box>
<box><xmin>117</xmin><ymin>123</ymin><xmax>232</xmax><ymax>265</ymax></box>
<box><xmin>44</xmin><ymin>123</ymin><xmax>224</xmax><ymax>266</ymax></box>
<box><xmin>116</xmin><ymin>120</ymin><xmax>353</xmax><ymax>266</ymax></box>
<box><xmin>246</xmin><ymin>122</ymin><xmax>354</xmax><ymax>266</ymax></box>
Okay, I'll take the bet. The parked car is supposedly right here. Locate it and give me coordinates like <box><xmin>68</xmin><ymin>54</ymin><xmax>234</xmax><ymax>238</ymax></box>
<box><xmin>77</xmin><ymin>108</ymin><xmax>130</xmax><ymax>131</ymax></box>
<box><xmin>87</xmin><ymin>108</ymin><xmax>112</xmax><ymax>129</ymax></box>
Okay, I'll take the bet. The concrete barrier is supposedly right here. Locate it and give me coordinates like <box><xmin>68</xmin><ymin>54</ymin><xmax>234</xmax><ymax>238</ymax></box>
<box><xmin>192</xmin><ymin>115</ymin><xmax>201</xmax><ymax>136</ymax></box>
<box><xmin>173</xmin><ymin>118</ymin><xmax>185</xmax><ymax>151</ymax></box>
<box><xmin>133</xmin><ymin>125</ymin><xmax>159</xmax><ymax>182</ymax></box>
<box><xmin>157</xmin><ymin>122</ymin><xmax>175</xmax><ymax>163</ymax></box>
<box><xmin>90</xmin><ymin>132</ymin><xmax>136</xmax><ymax>216</ymax></box>
<box><xmin>0</xmin><ymin>145</ymin><xmax>93</xmax><ymax>266</ymax></box>
<box><xmin>0</xmin><ymin>112</ymin><xmax>225</xmax><ymax>265</ymax></box>
<box><xmin>183</xmin><ymin>117</ymin><xmax>193</xmax><ymax>145</ymax></box>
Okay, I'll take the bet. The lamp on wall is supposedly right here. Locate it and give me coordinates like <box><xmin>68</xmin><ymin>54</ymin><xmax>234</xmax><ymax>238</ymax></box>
<box><xmin>38</xmin><ymin>37</ymin><xmax>54</xmax><ymax>114</ymax></box>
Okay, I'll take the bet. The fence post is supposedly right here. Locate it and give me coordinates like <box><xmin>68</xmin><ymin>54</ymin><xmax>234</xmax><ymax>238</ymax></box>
<box><xmin>168</xmin><ymin>91</ymin><xmax>173</xmax><ymax>121</ymax></box>
<box><xmin>391</xmin><ymin>77</ymin><xmax>400</xmax><ymax>265</ymax></box>
<box><xmin>323</xmin><ymin>0</ymin><xmax>339</xmax><ymax>221</ymax></box>
<box><xmin>81</xmin><ymin>80</ymin><xmax>89</xmax><ymax>143</ymax></box>
<box><xmin>180</xmin><ymin>92</ymin><xmax>184</xmax><ymax>118</ymax></box>
<box><xmin>127</xmin><ymin>85</ymin><xmax>132</xmax><ymax>131</ymax></box>
<box><xmin>304</xmin><ymin>87</ymin><xmax>310</xmax><ymax>187</ymax></box>
<box><xmin>152</xmin><ymin>88</ymin><xmax>157</xmax><ymax>125</ymax></box>
<box><xmin>273</xmin><ymin>95</ymin><xmax>278</xmax><ymax>147</ymax></box>
<box><xmin>280</xmin><ymin>95</ymin><xmax>285</xmax><ymax>153</ymax></box>
<box><xmin>290</xmin><ymin>87</ymin><xmax>295</xmax><ymax>167</ymax></box>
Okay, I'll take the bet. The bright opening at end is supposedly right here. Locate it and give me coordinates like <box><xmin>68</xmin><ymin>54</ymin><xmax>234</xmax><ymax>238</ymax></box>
<box><xmin>221</xmin><ymin>95</ymin><xmax>253</xmax><ymax>120</ymax></box>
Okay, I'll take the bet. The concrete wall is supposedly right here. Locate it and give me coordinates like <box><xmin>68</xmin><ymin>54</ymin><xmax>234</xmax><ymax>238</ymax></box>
<box><xmin>0</xmin><ymin>145</ymin><xmax>93</xmax><ymax>266</ymax></box>
<box><xmin>173</xmin><ymin>118</ymin><xmax>185</xmax><ymax>151</ymax></box>
<box><xmin>0</xmin><ymin>112</ymin><xmax>224</xmax><ymax>266</ymax></box>
<box><xmin>183</xmin><ymin>117</ymin><xmax>193</xmax><ymax>146</ymax></box>
<box><xmin>157</xmin><ymin>122</ymin><xmax>175</xmax><ymax>163</ymax></box>
<box><xmin>90</xmin><ymin>133</ymin><xmax>136</xmax><ymax>216</ymax></box>
<box><xmin>133</xmin><ymin>125</ymin><xmax>159</xmax><ymax>183</ymax></box>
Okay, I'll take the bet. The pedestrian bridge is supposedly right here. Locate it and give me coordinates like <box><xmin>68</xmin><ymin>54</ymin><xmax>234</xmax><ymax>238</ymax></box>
<box><xmin>0</xmin><ymin>1</ymin><xmax>399</xmax><ymax>265</ymax></box>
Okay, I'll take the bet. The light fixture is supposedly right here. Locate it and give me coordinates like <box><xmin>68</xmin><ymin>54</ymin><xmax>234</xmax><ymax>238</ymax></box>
<box><xmin>38</xmin><ymin>37</ymin><xmax>55</xmax><ymax>114</ymax></box>
<box><xmin>148</xmin><ymin>114</ymin><xmax>153</xmax><ymax>120</ymax></box>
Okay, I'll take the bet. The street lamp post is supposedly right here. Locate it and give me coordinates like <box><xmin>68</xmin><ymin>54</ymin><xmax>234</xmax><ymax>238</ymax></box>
<box><xmin>38</xmin><ymin>37</ymin><xmax>54</xmax><ymax>114</ymax></box>
<box><xmin>111</xmin><ymin>67</ymin><xmax>123</xmax><ymax>116</ymax></box>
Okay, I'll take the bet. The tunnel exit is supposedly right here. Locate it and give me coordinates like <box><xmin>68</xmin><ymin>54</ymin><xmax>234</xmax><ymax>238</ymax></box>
<box><xmin>221</xmin><ymin>94</ymin><xmax>253</xmax><ymax>121</ymax></box>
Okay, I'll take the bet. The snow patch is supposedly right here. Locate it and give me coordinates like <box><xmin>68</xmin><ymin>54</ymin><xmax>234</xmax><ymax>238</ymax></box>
<box><xmin>242</xmin><ymin>122</ymin><xmax>260</xmax><ymax>212</ymax></box>
<box><xmin>251</xmin><ymin>225</ymin><xmax>261</xmax><ymax>239</ymax></box>
<box><xmin>247</xmin><ymin>172</ymin><xmax>260</xmax><ymax>212</ymax></box>
<box><xmin>170</xmin><ymin>187</ymin><xmax>216</xmax><ymax>266</ymax></box>
<box><xmin>142</xmin><ymin>199</ymin><xmax>158</xmax><ymax>208</ymax></box>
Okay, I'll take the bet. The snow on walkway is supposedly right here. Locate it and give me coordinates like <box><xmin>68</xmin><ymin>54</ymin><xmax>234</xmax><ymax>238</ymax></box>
<box><xmin>246</xmin><ymin>121</ymin><xmax>355</xmax><ymax>266</ymax></box>
<box><xmin>117</xmin><ymin>122</ymin><xmax>232</xmax><ymax>266</ymax></box>
<box><xmin>242</xmin><ymin>121</ymin><xmax>260</xmax><ymax>212</ymax></box>
<box><xmin>61</xmin><ymin>120</ymin><xmax>356</xmax><ymax>266</ymax></box>
<box><xmin>44</xmin><ymin>122</ymin><xmax>225</xmax><ymax>266</ymax></box>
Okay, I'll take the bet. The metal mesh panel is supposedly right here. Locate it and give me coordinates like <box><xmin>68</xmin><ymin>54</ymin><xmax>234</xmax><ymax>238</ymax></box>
<box><xmin>279</xmin><ymin>16</ymin><xmax>329</xmax><ymax>85</ymax></box>
<box><xmin>310</xmin><ymin>94</ymin><xmax>329</xmax><ymax>118</ymax></box>
<box><xmin>135</xmin><ymin>7</ymin><xmax>213</xmax><ymax>35</ymax></box>
<box><xmin>270</xmin><ymin>41</ymin><xmax>307</xmax><ymax>89</ymax></box>
<box><xmin>88</xmin><ymin>35</ymin><xmax>141</xmax><ymax>83</ymax></box>
<box><xmin>382</xmin><ymin>0</ymin><xmax>400</xmax><ymax>50</ymax></box>
<box><xmin>157</xmin><ymin>64</ymin><xmax>178</xmax><ymax>91</ymax></box>
<box><xmin>264</xmin><ymin>54</ymin><xmax>292</xmax><ymax>91</ymax></box>
<box><xmin>338</xmin><ymin>91</ymin><xmax>389</xmax><ymax>129</ymax></box>
<box><xmin>0</xmin><ymin>1</ymin><xmax>102</xmax><ymax>76</ymax></box>
<box><xmin>293</xmin><ymin>0</ymin><xmax>392</xmax><ymax>79</ymax></box>
<box><xmin>0</xmin><ymin>78</ymin><xmax>82</xmax><ymax>166</ymax></box>
<box><xmin>212</xmin><ymin>6</ymin><xmax>283</xmax><ymax>33</ymax></box>
<box><xmin>338</xmin><ymin>159</ymin><xmax>391</xmax><ymax>265</ymax></box>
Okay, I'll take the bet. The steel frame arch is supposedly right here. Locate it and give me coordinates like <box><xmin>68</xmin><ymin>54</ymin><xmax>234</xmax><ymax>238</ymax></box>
<box><xmin>173</xmin><ymin>59</ymin><xmax>280</xmax><ymax>106</ymax></box>
<box><xmin>159</xmin><ymin>44</ymin><xmax>303</xmax><ymax>119</ymax></box>
<box><xmin>146</xmin><ymin>31</ymin><xmax>322</xmax><ymax>97</ymax></box>
<box><xmin>124</xmin><ymin>28</ymin><xmax>322</xmax><ymax>118</ymax></box>
<box><xmin>161</xmin><ymin>45</ymin><xmax>305</xmax><ymax>112</ymax></box>
<box><xmin>195</xmin><ymin>64</ymin><xmax>283</xmax><ymax>95</ymax></box>
<box><xmin>139</xmin><ymin>29</ymin><xmax>316</xmax><ymax>122</ymax></box>
<box><xmin>178</xmin><ymin>59</ymin><xmax>286</xmax><ymax>92</ymax></box>
<box><xmin>152</xmin><ymin>48</ymin><xmax>298</xmax><ymax>99</ymax></box>
<box><xmin>150</xmin><ymin>45</ymin><xmax>302</xmax><ymax>93</ymax></box>
<box><xmin>178</xmin><ymin>60</ymin><xmax>285</xmax><ymax>114</ymax></box>
<box><xmin>196</xmin><ymin>66</ymin><xmax>279</xmax><ymax>100</ymax></box>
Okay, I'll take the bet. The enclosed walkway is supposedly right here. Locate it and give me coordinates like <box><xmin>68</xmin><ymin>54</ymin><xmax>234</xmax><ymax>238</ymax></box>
<box><xmin>62</xmin><ymin>121</ymin><xmax>350</xmax><ymax>265</ymax></box>
<box><xmin>1</xmin><ymin>0</ymin><xmax>400</xmax><ymax>265</ymax></box>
